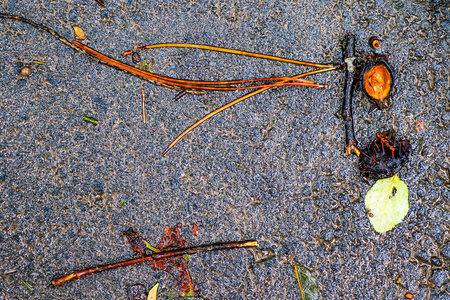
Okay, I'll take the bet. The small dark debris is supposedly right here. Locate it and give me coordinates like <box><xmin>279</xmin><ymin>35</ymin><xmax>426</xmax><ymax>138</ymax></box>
<box><xmin>359</xmin><ymin>131</ymin><xmax>411</xmax><ymax>179</ymax></box>
<box><xmin>132</xmin><ymin>52</ymin><xmax>141</xmax><ymax>64</ymax></box>
<box><xmin>430</xmin><ymin>256</ymin><xmax>442</xmax><ymax>267</ymax></box>
<box><xmin>128</xmin><ymin>284</ymin><xmax>147</xmax><ymax>300</ymax></box>
<box><xmin>92</xmin><ymin>179</ymin><xmax>105</xmax><ymax>194</ymax></box>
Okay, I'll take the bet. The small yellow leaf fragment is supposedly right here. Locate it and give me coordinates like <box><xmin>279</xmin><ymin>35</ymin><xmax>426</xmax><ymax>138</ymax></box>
<box><xmin>73</xmin><ymin>26</ymin><xmax>86</xmax><ymax>40</ymax></box>
<box><xmin>144</xmin><ymin>240</ymin><xmax>160</xmax><ymax>253</ymax></box>
<box><xmin>147</xmin><ymin>282</ymin><xmax>159</xmax><ymax>300</ymax></box>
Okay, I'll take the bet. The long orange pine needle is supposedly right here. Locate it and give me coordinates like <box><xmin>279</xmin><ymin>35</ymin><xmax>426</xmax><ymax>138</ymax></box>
<box><xmin>73</xmin><ymin>41</ymin><xmax>328</xmax><ymax>91</ymax></box>
<box><xmin>124</xmin><ymin>43</ymin><xmax>335</xmax><ymax>69</ymax></box>
<box><xmin>162</xmin><ymin>66</ymin><xmax>338</xmax><ymax>156</ymax></box>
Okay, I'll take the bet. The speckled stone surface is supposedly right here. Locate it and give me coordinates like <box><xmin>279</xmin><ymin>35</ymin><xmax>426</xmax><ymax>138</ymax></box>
<box><xmin>0</xmin><ymin>1</ymin><xmax>449</xmax><ymax>299</ymax></box>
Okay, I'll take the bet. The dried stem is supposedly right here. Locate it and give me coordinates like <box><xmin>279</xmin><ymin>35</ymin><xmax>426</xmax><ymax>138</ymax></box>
<box><xmin>51</xmin><ymin>240</ymin><xmax>258</xmax><ymax>286</ymax></box>
<box><xmin>342</xmin><ymin>34</ymin><xmax>360</xmax><ymax>156</ymax></box>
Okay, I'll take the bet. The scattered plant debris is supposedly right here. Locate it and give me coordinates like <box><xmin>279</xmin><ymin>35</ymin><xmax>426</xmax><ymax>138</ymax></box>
<box><xmin>21</xmin><ymin>279</ymin><xmax>33</xmax><ymax>291</ymax></box>
<box><xmin>82</xmin><ymin>115</ymin><xmax>98</xmax><ymax>125</ymax></box>
<box><xmin>2</xmin><ymin>269</ymin><xmax>17</xmax><ymax>276</ymax></box>
<box><xmin>119</xmin><ymin>198</ymin><xmax>132</xmax><ymax>207</ymax></box>
<box><xmin>144</xmin><ymin>240</ymin><xmax>160</xmax><ymax>253</ymax></box>
<box><xmin>132</xmin><ymin>52</ymin><xmax>141</xmax><ymax>64</ymax></box>
<box><xmin>150</xmin><ymin>224</ymin><xmax>195</xmax><ymax>296</ymax></box>
<box><xmin>342</xmin><ymin>34</ymin><xmax>359</xmax><ymax>156</ymax></box>
<box><xmin>135</xmin><ymin>60</ymin><xmax>151</xmax><ymax>72</ymax></box>
<box><xmin>32</xmin><ymin>60</ymin><xmax>46</xmax><ymax>65</ymax></box>
<box><xmin>123</xmin><ymin>227</ymin><xmax>148</xmax><ymax>258</ymax></box>
<box><xmin>192</xmin><ymin>224</ymin><xmax>199</xmax><ymax>236</ymax></box>
<box><xmin>360</xmin><ymin>55</ymin><xmax>394</xmax><ymax>110</ymax></box>
<box><xmin>94</xmin><ymin>0</ymin><xmax>105</xmax><ymax>7</ymax></box>
<box><xmin>359</xmin><ymin>131</ymin><xmax>410</xmax><ymax>179</ymax></box>
<box><xmin>294</xmin><ymin>264</ymin><xmax>318</xmax><ymax>300</ymax></box>
<box><xmin>51</xmin><ymin>224</ymin><xmax>257</xmax><ymax>299</ymax></box>
<box><xmin>415</xmin><ymin>121</ymin><xmax>424</xmax><ymax>133</ymax></box>
<box><xmin>368</xmin><ymin>36</ymin><xmax>381</xmax><ymax>51</ymax></box>
<box><xmin>248</xmin><ymin>247</ymin><xmax>276</xmax><ymax>264</ymax></box>
<box><xmin>364</xmin><ymin>174</ymin><xmax>409</xmax><ymax>233</ymax></box>
<box><xmin>73</xmin><ymin>26</ymin><xmax>85</xmax><ymax>40</ymax></box>
<box><xmin>341</xmin><ymin>35</ymin><xmax>412</xmax><ymax>233</ymax></box>
<box><xmin>147</xmin><ymin>282</ymin><xmax>159</xmax><ymax>300</ymax></box>
<box><xmin>405</xmin><ymin>292</ymin><xmax>414</xmax><ymax>299</ymax></box>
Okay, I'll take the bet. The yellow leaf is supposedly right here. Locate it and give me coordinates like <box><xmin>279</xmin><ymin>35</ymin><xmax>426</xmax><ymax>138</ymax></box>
<box><xmin>73</xmin><ymin>26</ymin><xmax>85</xmax><ymax>40</ymax></box>
<box><xmin>147</xmin><ymin>282</ymin><xmax>159</xmax><ymax>300</ymax></box>
<box><xmin>365</xmin><ymin>174</ymin><xmax>409</xmax><ymax>233</ymax></box>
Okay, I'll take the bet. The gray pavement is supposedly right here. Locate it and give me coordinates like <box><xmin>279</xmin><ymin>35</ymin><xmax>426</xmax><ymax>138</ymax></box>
<box><xmin>0</xmin><ymin>0</ymin><xmax>449</xmax><ymax>299</ymax></box>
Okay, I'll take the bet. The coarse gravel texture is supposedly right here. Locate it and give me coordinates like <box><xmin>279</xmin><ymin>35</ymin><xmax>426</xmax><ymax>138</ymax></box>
<box><xmin>0</xmin><ymin>0</ymin><xmax>449</xmax><ymax>299</ymax></box>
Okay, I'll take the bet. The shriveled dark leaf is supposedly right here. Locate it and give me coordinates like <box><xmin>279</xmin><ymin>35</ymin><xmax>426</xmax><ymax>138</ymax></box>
<box><xmin>156</xmin><ymin>223</ymin><xmax>188</xmax><ymax>250</ymax></box>
<box><xmin>359</xmin><ymin>130</ymin><xmax>410</xmax><ymax>179</ymax></box>
<box><xmin>150</xmin><ymin>224</ymin><xmax>197</xmax><ymax>297</ymax></box>
<box><xmin>123</xmin><ymin>227</ymin><xmax>147</xmax><ymax>257</ymax></box>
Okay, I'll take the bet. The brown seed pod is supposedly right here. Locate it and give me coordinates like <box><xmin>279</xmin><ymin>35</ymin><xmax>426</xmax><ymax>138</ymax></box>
<box><xmin>361</xmin><ymin>56</ymin><xmax>394</xmax><ymax>110</ymax></box>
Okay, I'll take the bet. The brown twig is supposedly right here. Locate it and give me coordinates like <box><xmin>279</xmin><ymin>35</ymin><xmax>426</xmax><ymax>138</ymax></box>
<box><xmin>342</xmin><ymin>34</ymin><xmax>360</xmax><ymax>156</ymax></box>
<box><xmin>51</xmin><ymin>240</ymin><xmax>258</xmax><ymax>286</ymax></box>
<box><xmin>94</xmin><ymin>0</ymin><xmax>105</xmax><ymax>7</ymax></box>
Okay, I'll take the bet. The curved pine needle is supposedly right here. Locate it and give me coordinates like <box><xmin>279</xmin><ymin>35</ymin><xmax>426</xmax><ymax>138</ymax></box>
<box><xmin>124</xmin><ymin>43</ymin><xmax>335</xmax><ymax>69</ymax></box>
<box><xmin>0</xmin><ymin>13</ymin><xmax>77</xmax><ymax>50</ymax></box>
<box><xmin>162</xmin><ymin>66</ymin><xmax>338</xmax><ymax>156</ymax></box>
<box><xmin>73</xmin><ymin>42</ymin><xmax>328</xmax><ymax>91</ymax></box>
<box><xmin>0</xmin><ymin>14</ymin><xmax>336</xmax><ymax>91</ymax></box>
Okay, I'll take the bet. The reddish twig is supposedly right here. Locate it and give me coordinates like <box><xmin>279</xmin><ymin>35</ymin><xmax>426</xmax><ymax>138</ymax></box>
<box><xmin>51</xmin><ymin>240</ymin><xmax>258</xmax><ymax>286</ymax></box>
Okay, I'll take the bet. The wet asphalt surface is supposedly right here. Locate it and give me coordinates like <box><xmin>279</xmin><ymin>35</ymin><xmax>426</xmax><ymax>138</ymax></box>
<box><xmin>0</xmin><ymin>0</ymin><xmax>449</xmax><ymax>299</ymax></box>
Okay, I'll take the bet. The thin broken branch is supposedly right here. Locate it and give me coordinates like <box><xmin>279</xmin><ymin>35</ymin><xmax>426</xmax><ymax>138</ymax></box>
<box><xmin>342</xmin><ymin>34</ymin><xmax>360</xmax><ymax>156</ymax></box>
<box><xmin>51</xmin><ymin>240</ymin><xmax>258</xmax><ymax>286</ymax></box>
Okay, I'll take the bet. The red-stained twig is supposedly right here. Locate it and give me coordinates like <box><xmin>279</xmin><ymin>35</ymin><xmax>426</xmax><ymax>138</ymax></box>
<box><xmin>51</xmin><ymin>240</ymin><xmax>258</xmax><ymax>286</ymax></box>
